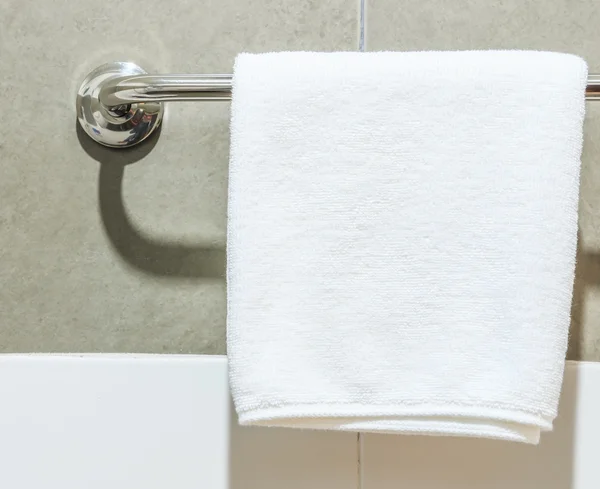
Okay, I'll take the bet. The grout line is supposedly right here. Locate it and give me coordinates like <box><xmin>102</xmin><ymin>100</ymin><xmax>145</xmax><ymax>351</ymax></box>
<box><xmin>358</xmin><ymin>0</ymin><xmax>366</xmax><ymax>51</ymax></box>
<box><xmin>357</xmin><ymin>432</ymin><xmax>363</xmax><ymax>489</ymax></box>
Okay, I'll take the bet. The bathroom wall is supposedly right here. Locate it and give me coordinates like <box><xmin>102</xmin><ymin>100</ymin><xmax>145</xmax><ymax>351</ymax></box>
<box><xmin>1</xmin><ymin>0</ymin><xmax>599</xmax><ymax>360</ymax></box>
<box><xmin>0</xmin><ymin>0</ymin><xmax>357</xmax><ymax>354</ymax></box>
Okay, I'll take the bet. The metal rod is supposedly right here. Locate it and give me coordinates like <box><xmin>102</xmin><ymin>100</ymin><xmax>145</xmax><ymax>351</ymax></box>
<box><xmin>99</xmin><ymin>75</ymin><xmax>233</xmax><ymax>106</ymax></box>
<box><xmin>80</xmin><ymin>62</ymin><xmax>600</xmax><ymax>148</ymax></box>
<box><xmin>587</xmin><ymin>74</ymin><xmax>600</xmax><ymax>100</ymax></box>
<box><xmin>99</xmin><ymin>73</ymin><xmax>600</xmax><ymax>107</ymax></box>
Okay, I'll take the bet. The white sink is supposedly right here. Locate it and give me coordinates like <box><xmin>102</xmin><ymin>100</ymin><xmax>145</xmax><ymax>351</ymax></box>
<box><xmin>0</xmin><ymin>355</ymin><xmax>599</xmax><ymax>489</ymax></box>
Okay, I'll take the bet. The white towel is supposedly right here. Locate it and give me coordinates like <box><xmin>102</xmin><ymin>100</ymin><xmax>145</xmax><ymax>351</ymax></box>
<box><xmin>226</xmin><ymin>51</ymin><xmax>587</xmax><ymax>444</ymax></box>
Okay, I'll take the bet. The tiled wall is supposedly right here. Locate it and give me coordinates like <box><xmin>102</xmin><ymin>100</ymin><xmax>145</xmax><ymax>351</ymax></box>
<box><xmin>1</xmin><ymin>0</ymin><xmax>599</xmax><ymax>360</ymax></box>
<box><xmin>0</xmin><ymin>0</ymin><xmax>357</xmax><ymax>354</ymax></box>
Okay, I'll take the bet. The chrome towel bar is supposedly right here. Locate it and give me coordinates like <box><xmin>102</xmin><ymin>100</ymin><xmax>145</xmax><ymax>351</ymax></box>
<box><xmin>76</xmin><ymin>62</ymin><xmax>600</xmax><ymax>149</ymax></box>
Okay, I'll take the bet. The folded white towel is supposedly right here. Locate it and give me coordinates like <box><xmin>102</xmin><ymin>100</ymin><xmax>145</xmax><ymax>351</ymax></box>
<box><xmin>227</xmin><ymin>51</ymin><xmax>587</xmax><ymax>444</ymax></box>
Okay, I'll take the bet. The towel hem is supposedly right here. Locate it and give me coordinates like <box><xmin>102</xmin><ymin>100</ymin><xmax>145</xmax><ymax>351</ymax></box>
<box><xmin>237</xmin><ymin>403</ymin><xmax>552</xmax><ymax>444</ymax></box>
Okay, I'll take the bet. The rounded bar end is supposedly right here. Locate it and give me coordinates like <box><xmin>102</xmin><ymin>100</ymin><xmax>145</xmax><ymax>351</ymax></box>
<box><xmin>76</xmin><ymin>62</ymin><xmax>163</xmax><ymax>148</ymax></box>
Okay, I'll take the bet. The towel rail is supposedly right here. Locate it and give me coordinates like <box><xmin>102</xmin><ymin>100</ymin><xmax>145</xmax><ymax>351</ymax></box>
<box><xmin>76</xmin><ymin>62</ymin><xmax>600</xmax><ymax>149</ymax></box>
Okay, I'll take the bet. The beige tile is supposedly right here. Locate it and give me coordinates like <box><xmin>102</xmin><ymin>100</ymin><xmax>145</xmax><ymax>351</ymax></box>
<box><xmin>231</xmin><ymin>423</ymin><xmax>358</xmax><ymax>489</ymax></box>
<box><xmin>366</xmin><ymin>0</ymin><xmax>600</xmax><ymax>361</ymax></box>
<box><xmin>366</xmin><ymin>0</ymin><xmax>600</xmax><ymax>56</ymax></box>
<box><xmin>0</xmin><ymin>0</ymin><xmax>358</xmax><ymax>353</ymax></box>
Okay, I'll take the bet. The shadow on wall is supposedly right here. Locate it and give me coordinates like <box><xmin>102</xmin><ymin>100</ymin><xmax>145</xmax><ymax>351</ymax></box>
<box><xmin>568</xmin><ymin>231</ymin><xmax>600</xmax><ymax>360</ymax></box>
<box><xmin>76</xmin><ymin>121</ymin><xmax>225</xmax><ymax>281</ymax></box>
<box><xmin>75</xmin><ymin>115</ymin><xmax>597</xmax><ymax>353</ymax></box>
